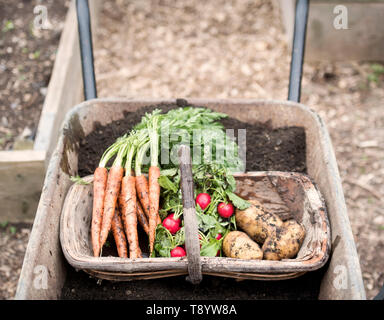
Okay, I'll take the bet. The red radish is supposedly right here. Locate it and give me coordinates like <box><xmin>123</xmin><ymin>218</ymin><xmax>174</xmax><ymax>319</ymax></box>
<box><xmin>162</xmin><ymin>213</ymin><xmax>181</xmax><ymax>234</ymax></box>
<box><xmin>196</xmin><ymin>193</ymin><xmax>211</xmax><ymax>210</ymax></box>
<box><xmin>171</xmin><ymin>246</ymin><xmax>186</xmax><ymax>257</ymax></box>
<box><xmin>217</xmin><ymin>202</ymin><xmax>234</xmax><ymax>218</ymax></box>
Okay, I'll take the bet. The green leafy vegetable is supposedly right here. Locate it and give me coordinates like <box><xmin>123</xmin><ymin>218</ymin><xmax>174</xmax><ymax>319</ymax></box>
<box><xmin>160</xmin><ymin>168</ymin><xmax>178</xmax><ymax>177</ymax></box>
<box><xmin>153</xmin><ymin>225</ymin><xmax>185</xmax><ymax>257</ymax></box>
<box><xmin>70</xmin><ymin>175</ymin><xmax>90</xmax><ymax>185</ymax></box>
<box><xmin>158</xmin><ymin>175</ymin><xmax>178</xmax><ymax>193</ymax></box>
<box><xmin>200</xmin><ymin>239</ymin><xmax>221</xmax><ymax>257</ymax></box>
<box><xmin>226</xmin><ymin>191</ymin><xmax>251</xmax><ymax>210</ymax></box>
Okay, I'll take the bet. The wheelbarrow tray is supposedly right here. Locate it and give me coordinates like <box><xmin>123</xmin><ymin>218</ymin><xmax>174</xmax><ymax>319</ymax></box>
<box><xmin>15</xmin><ymin>98</ymin><xmax>366</xmax><ymax>300</ymax></box>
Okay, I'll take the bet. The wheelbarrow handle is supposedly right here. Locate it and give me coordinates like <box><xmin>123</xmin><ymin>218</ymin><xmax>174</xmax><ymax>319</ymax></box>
<box><xmin>288</xmin><ymin>0</ymin><xmax>309</xmax><ymax>103</ymax></box>
<box><xmin>178</xmin><ymin>145</ymin><xmax>203</xmax><ymax>285</ymax></box>
<box><xmin>76</xmin><ymin>0</ymin><xmax>97</xmax><ymax>100</ymax></box>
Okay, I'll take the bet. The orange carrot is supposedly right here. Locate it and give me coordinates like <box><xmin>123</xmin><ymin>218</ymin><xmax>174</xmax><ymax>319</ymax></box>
<box><xmin>148</xmin><ymin>166</ymin><xmax>161</xmax><ymax>253</ymax></box>
<box><xmin>91</xmin><ymin>167</ymin><xmax>108</xmax><ymax>257</ymax></box>
<box><xmin>136</xmin><ymin>174</ymin><xmax>161</xmax><ymax>225</ymax></box>
<box><xmin>111</xmin><ymin>208</ymin><xmax>128</xmax><ymax>258</ymax></box>
<box><xmin>136</xmin><ymin>199</ymin><xmax>149</xmax><ymax>235</ymax></box>
<box><xmin>147</xmin><ymin>115</ymin><xmax>162</xmax><ymax>254</ymax></box>
<box><xmin>94</xmin><ymin>136</ymin><xmax>127</xmax><ymax>255</ymax></box>
<box><xmin>120</xmin><ymin>175</ymin><xmax>142</xmax><ymax>258</ymax></box>
<box><xmin>100</xmin><ymin>147</ymin><xmax>125</xmax><ymax>248</ymax></box>
<box><xmin>135</xmin><ymin>141</ymin><xmax>161</xmax><ymax>225</ymax></box>
<box><xmin>135</xmin><ymin>174</ymin><xmax>150</xmax><ymax>215</ymax></box>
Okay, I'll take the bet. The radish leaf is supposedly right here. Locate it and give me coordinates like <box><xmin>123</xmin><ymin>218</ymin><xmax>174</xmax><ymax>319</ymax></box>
<box><xmin>158</xmin><ymin>175</ymin><xmax>178</xmax><ymax>193</ymax></box>
<box><xmin>226</xmin><ymin>191</ymin><xmax>251</xmax><ymax>210</ymax></box>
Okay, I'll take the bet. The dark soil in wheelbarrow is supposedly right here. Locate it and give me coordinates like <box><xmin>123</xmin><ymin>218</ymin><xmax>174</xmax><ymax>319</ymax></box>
<box><xmin>61</xmin><ymin>101</ymin><xmax>325</xmax><ymax>300</ymax></box>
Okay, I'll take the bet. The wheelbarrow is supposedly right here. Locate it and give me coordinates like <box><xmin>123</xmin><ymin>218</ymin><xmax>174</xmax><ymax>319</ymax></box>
<box><xmin>15</xmin><ymin>0</ymin><xmax>370</xmax><ymax>299</ymax></box>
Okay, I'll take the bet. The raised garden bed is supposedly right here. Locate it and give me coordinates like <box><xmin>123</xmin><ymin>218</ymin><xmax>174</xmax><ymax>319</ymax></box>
<box><xmin>15</xmin><ymin>99</ymin><xmax>365</xmax><ymax>299</ymax></box>
<box><xmin>279</xmin><ymin>0</ymin><xmax>384</xmax><ymax>61</ymax></box>
<box><xmin>0</xmin><ymin>0</ymin><xmax>101</xmax><ymax>223</ymax></box>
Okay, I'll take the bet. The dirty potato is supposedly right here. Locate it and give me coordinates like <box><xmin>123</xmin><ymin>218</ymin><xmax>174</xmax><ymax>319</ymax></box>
<box><xmin>235</xmin><ymin>199</ymin><xmax>283</xmax><ymax>244</ymax></box>
<box><xmin>262</xmin><ymin>219</ymin><xmax>306</xmax><ymax>260</ymax></box>
<box><xmin>223</xmin><ymin>231</ymin><xmax>263</xmax><ymax>260</ymax></box>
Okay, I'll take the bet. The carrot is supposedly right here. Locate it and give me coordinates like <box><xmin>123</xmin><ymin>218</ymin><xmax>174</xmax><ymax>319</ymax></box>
<box><xmin>111</xmin><ymin>208</ymin><xmax>128</xmax><ymax>258</ymax></box>
<box><xmin>91</xmin><ymin>139</ymin><xmax>125</xmax><ymax>257</ymax></box>
<box><xmin>136</xmin><ymin>199</ymin><xmax>149</xmax><ymax>235</ymax></box>
<box><xmin>99</xmin><ymin>143</ymin><xmax>127</xmax><ymax>248</ymax></box>
<box><xmin>91</xmin><ymin>167</ymin><xmax>108</xmax><ymax>257</ymax></box>
<box><xmin>120</xmin><ymin>138</ymin><xmax>143</xmax><ymax>258</ymax></box>
<box><xmin>148</xmin><ymin>115</ymin><xmax>161</xmax><ymax>254</ymax></box>
<box><xmin>135</xmin><ymin>174</ymin><xmax>150</xmax><ymax>217</ymax></box>
<box><xmin>135</xmin><ymin>141</ymin><xmax>161</xmax><ymax>225</ymax></box>
<box><xmin>148</xmin><ymin>166</ymin><xmax>161</xmax><ymax>253</ymax></box>
<box><xmin>120</xmin><ymin>175</ymin><xmax>142</xmax><ymax>258</ymax></box>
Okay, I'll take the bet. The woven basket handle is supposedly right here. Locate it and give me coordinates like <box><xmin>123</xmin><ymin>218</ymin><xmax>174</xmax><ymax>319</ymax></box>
<box><xmin>178</xmin><ymin>145</ymin><xmax>202</xmax><ymax>284</ymax></box>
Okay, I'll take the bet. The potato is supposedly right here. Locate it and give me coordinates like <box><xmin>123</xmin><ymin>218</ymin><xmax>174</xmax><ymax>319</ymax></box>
<box><xmin>235</xmin><ymin>199</ymin><xmax>283</xmax><ymax>244</ymax></box>
<box><xmin>223</xmin><ymin>231</ymin><xmax>263</xmax><ymax>260</ymax></box>
<box><xmin>262</xmin><ymin>219</ymin><xmax>306</xmax><ymax>260</ymax></box>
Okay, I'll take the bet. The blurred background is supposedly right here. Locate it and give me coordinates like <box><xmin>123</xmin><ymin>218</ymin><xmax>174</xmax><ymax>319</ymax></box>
<box><xmin>0</xmin><ymin>0</ymin><xmax>383</xmax><ymax>299</ymax></box>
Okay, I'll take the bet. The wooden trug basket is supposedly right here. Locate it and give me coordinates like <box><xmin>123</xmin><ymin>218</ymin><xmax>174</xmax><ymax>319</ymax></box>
<box><xmin>60</xmin><ymin>145</ymin><xmax>331</xmax><ymax>283</ymax></box>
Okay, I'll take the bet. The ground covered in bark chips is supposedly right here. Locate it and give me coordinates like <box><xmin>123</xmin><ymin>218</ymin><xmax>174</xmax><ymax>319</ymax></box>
<box><xmin>0</xmin><ymin>0</ymin><xmax>69</xmax><ymax>150</ymax></box>
<box><xmin>63</xmin><ymin>102</ymin><xmax>313</xmax><ymax>300</ymax></box>
<box><xmin>0</xmin><ymin>223</ymin><xmax>31</xmax><ymax>298</ymax></box>
<box><xmin>2</xmin><ymin>0</ymin><xmax>383</xmax><ymax>300</ymax></box>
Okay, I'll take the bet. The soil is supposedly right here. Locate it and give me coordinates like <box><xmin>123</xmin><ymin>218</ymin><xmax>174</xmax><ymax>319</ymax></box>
<box><xmin>78</xmin><ymin>102</ymin><xmax>306</xmax><ymax>176</ymax></box>
<box><xmin>62</xmin><ymin>101</ymin><xmax>313</xmax><ymax>300</ymax></box>
<box><xmin>0</xmin><ymin>0</ymin><xmax>69</xmax><ymax>150</ymax></box>
<box><xmin>62</xmin><ymin>267</ymin><xmax>326</xmax><ymax>300</ymax></box>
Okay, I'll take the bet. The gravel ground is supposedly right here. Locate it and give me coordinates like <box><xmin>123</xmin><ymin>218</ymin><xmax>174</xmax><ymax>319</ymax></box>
<box><xmin>1</xmin><ymin>0</ymin><xmax>382</xmax><ymax>300</ymax></box>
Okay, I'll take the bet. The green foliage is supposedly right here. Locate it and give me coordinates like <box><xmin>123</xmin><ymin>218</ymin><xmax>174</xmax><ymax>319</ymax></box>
<box><xmin>32</xmin><ymin>50</ymin><xmax>41</xmax><ymax>59</ymax></box>
<box><xmin>70</xmin><ymin>175</ymin><xmax>90</xmax><ymax>185</ymax></box>
<box><xmin>2</xmin><ymin>20</ymin><xmax>14</xmax><ymax>33</ymax></box>
<box><xmin>160</xmin><ymin>168</ymin><xmax>178</xmax><ymax>177</ymax></box>
<box><xmin>368</xmin><ymin>63</ymin><xmax>384</xmax><ymax>84</ymax></box>
<box><xmin>155</xmin><ymin>162</ymin><xmax>250</xmax><ymax>257</ymax></box>
<box><xmin>153</xmin><ymin>225</ymin><xmax>185</xmax><ymax>257</ymax></box>
<box><xmin>200</xmin><ymin>237</ymin><xmax>222</xmax><ymax>257</ymax></box>
<box><xmin>0</xmin><ymin>222</ymin><xmax>17</xmax><ymax>235</ymax></box>
<box><xmin>226</xmin><ymin>191</ymin><xmax>251</xmax><ymax>210</ymax></box>
<box><xmin>158</xmin><ymin>175</ymin><xmax>178</xmax><ymax>193</ymax></box>
<box><xmin>0</xmin><ymin>221</ymin><xmax>9</xmax><ymax>228</ymax></box>
<box><xmin>9</xmin><ymin>226</ymin><xmax>16</xmax><ymax>235</ymax></box>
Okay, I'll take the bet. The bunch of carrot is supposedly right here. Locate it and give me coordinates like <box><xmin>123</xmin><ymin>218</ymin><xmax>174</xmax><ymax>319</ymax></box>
<box><xmin>91</xmin><ymin>114</ymin><xmax>162</xmax><ymax>258</ymax></box>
